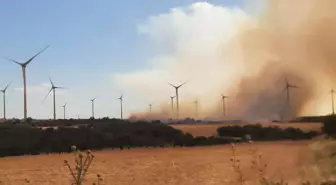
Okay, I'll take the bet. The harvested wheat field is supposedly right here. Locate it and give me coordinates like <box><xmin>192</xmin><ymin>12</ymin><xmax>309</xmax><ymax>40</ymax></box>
<box><xmin>0</xmin><ymin>141</ymin><xmax>315</xmax><ymax>185</ymax></box>
<box><xmin>173</xmin><ymin>122</ymin><xmax>322</xmax><ymax>137</ymax></box>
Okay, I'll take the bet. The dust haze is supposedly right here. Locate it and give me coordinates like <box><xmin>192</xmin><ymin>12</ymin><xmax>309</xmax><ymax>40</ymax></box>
<box><xmin>114</xmin><ymin>0</ymin><xmax>336</xmax><ymax>121</ymax></box>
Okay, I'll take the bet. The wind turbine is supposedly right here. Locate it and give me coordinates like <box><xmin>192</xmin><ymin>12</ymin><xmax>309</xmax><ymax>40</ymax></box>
<box><xmin>61</xmin><ymin>103</ymin><xmax>67</xmax><ymax>119</ymax></box>
<box><xmin>283</xmin><ymin>76</ymin><xmax>299</xmax><ymax>120</ymax></box>
<box><xmin>43</xmin><ymin>77</ymin><xmax>64</xmax><ymax>120</ymax></box>
<box><xmin>118</xmin><ymin>94</ymin><xmax>123</xmax><ymax>119</ymax></box>
<box><xmin>90</xmin><ymin>97</ymin><xmax>96</xmax><ymax>118</ymax></box>
<box><xmin>170</xmin><ymin>96</ymin><xmax>175</xmax><ymax>117</ymax></box>
<box><xmin>331</xmin><ymin>89</ymin><xmax>335</xmax><ymax>115</ymax></box>
<box><xmin>149</xmin><ymin>103</ymin><xmax>153</xmax><ymax>113</ymax></box>
<box><xmin>0</xmin><ymin>81</ymin><xmax>12</xmax><ymax>120</ymax></box>
<box><xmin>285</xmin><ymin>77</ymin><xmax>299</xmax><ymax>108</ymax></box>
<box><xmin>221</xmin><ymin>94</ymin><xmax>228</xmax><ymax>117</ymax></box>
<box><xmin>3</xmin><ymin>46</ymin><xmax>49</xmax><ymax>120</ymax></box>
<box><xmin>169</xmin><ymin>82</ymin><xmax>187</xmax><ymax>120</ymax></box>
<box><xmin>194</xmin><ymin>99</ymin><xmax>199</xmax><ymax>119</ymax></box>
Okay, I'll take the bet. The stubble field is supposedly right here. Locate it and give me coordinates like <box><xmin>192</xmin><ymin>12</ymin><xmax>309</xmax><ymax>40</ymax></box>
<box><xmin>0</xmin><ymin>140</ymin><xmax>313</xmax><ymax>185</ymax></box>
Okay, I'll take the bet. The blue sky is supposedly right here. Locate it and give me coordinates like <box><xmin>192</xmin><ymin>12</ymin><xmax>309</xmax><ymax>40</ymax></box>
<box><xmin>0</xmin><ymin>0</ymin><xmax>249</xmax><ymax>119</ymax></box>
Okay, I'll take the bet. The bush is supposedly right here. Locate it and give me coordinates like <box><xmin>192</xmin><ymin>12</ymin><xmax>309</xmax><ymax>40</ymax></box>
<box><xmin>0</xmin><ymin>120</ymin><xmax>240</xmax><ymax>157</ymax></box>
<box><xmin>217</xmin><ymin>124</ymin><xmax>319</xmax><ymax>141</ymax></box>
<box><xmin>322</xmin><ymin>115</ymin><xmax>336</xmax><ymax>136</ymax></box>
<box><xmin>0</xmin><ymin>120</ymin><xmax>321</xmax><ymax>158</ymax></box>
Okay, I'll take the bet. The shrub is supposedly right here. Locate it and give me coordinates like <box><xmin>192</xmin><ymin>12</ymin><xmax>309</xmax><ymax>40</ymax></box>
<box><xmin>102</xmin><ymin>117</ymin><xmax>109</xmax><ymax>120</ymax></box>
<box><xmin>217</xmin><ymin>124</ymin><xmax>319</xmax><ymax>141</ymax></box>
<box><xmin>64</xmin><ymin>145</ymin><xmax>103</xmax><ymax>185</ymax></box>
<box><xmin>322</xmin><ymin>115</ymin><xmax>336</xmax><ymax>136</ymax></box>
<box><xmin>0</xmin><ymin>120</ymin><xmax>239</xmax><ymax>157</ymax></box>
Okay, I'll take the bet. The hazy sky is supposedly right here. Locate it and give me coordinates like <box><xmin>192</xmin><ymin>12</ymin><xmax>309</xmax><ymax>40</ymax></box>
<box><xmin>0</xmin><ymin>0</ymin><xmax>264</xmax><ymax>119</ymax></box>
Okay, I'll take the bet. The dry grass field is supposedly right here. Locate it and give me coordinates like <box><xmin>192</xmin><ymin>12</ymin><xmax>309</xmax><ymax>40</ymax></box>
<box><xmin>172</xmin><ymin>122</ymin><xmax>323</xmax><ymax>137</ymax></box>
<box><xmin>0</xmin><ymin>141</ymin><xmax>314</xmax><ymax>185</ymax></box>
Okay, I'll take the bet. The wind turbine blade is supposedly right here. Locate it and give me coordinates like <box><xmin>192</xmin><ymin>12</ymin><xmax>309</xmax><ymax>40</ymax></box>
<box><xmin>3</xmin><ymin>57</ymin><xmax>22</xmax><ymax>66</ymax></box>
<box><xmin>290</xmin><ymin>85</ymin><xmax>299</xmax><ymax>88</ymax></box>
<box><xmin>179</xmin><ymin>81</ymin><xmax>188</xmax><ymax>87</ymax></box>
<box><xmin>42</xmin><ymin>88</ymin><xmax>53</xmax><ymax>103</ymax></box>
<box><xmin>49</xmin><ymin>77</ymin><xmax>54</xmax><ymax>87</ymax></box>
<box><xmin>4</xmin><ymin>81</ymin><xmax>12</xmax><ymax>91</ymax></box>
<box><xmin>284</xmin><ymin>75</ymin><xmax>290</xmax><ymax>87</ymax></box>
<box><xmin>168</xmin><ymin>83</ymin><xmax>177</xmax><ymax>88</ymax></box>
<box><xmin>24</xmin><ymin>45</ymin><xmax>50</xmax><ymax>66</ymax></box>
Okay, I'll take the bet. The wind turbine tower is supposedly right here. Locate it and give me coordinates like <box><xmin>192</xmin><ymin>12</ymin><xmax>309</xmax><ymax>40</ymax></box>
<box><xmin>0</xmin><ymin>81</ymin><xmax>12</xmax><ymax>120</ymax></box>
<box><xmin>169</xmin><ymin>82</ymin><xmax>187</xmax><ymax>120</ymax></box>
<box><xmin>61</xmin><ymin>103</ymin><xmax>67</xmax><ymax>119</ymax></box>
<box><xmin>331</xmin><ymin>89</ymin><xmax>335</xmax><ymax>115</ymax></box>
<box><xmin>43</xmin><ymin>78</ymin><xmax>64</xmax><ymax>120</ymax></box>
<box><xmin>118</xmin><ymin>94</ymin><xmax>123</xmax><ymax>119</ymax></box>
<box><xmin>284</xmin><ymin>77</ymin><xmax>299</xmax><ymax>119</ymax></box>
<box><xmin>221</xmin><ymin>95</ymin><xmax>228</xmax><ymax>117</ymax></box>
<box><xmin>90</xmin><ymin>98</ymin><xmax>96</xmax><ymax>118</ymax></box>
<box><xmin>285</xmin><ymin>77</ymin><xmax>299</xmax><ymax>109</ymax></box>
<box><xmin>149</xmin><ymin>103</ymin><xmax>153</xmax><ymax>113</ymax></box>
<box><xmin>194</xmin><ymin>99</ymin><xmax>199</xmax><ymax>119</ymax></box>
<box><xmin>4</xmin><ymin>46</ymin><xmax>49</xmax><ymax>120</ymax></box>
<box><xmin>170</xmin><ymin>96</ymin><xmax>175</xmax><ymax>117</ymax></box>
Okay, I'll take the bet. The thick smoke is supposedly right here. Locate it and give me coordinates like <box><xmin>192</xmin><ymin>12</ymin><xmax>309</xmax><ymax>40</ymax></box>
<box><xmin>114</xmin><ymin>0</ymin><xmax>336</xmax><ymax>121</ymax></box>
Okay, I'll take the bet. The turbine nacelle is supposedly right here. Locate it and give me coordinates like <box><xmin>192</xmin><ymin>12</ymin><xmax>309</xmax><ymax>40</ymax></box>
<box><xmin>118</xmin><ymin>94</ymin><xmax>123</xmax><ymax>101</ymax></box>
<box><xmin>285</xmin><ymin>76</ymin><xmax>299</xmax><ymax>90</ymax></box>
<box><xmin>221</xmin><ymin>94</ymin><xmax>228</xmax><ymax>99</ymax></box>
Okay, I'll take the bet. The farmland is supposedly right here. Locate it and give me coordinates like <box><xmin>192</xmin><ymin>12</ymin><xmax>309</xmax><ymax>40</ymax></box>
<box><xmin>0</xmin><ymin>120</ymin><xmax>327</xmax><ymax>184</ymax></box>
<box><xmin>0</xmin><ymin>141</ymin><xmax>311</xmax><ymax>185</ymax></box>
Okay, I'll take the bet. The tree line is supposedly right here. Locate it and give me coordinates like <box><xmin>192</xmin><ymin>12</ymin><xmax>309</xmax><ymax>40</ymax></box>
<box><xmin>0</xmin><ymin>118</ymin><xmax>327</xmax><ymax>157</ymax></box>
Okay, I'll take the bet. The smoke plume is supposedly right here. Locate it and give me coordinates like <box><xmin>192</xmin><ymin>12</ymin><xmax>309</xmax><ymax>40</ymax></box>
<box><xmin>113</xmin><ymin>0</ymin><xmax>336</xmax><ymax>121</ymax></box>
